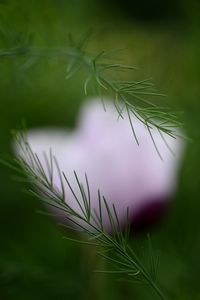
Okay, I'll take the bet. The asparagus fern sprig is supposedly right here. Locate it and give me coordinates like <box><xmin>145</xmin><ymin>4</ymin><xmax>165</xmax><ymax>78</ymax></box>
<box><xmin>1</xmin><ymin>131</ymin><xmax>168</xmax><ymax>300</ymax></box>
<box><xmin>0</xmin><ymin>31</ymin><xmax>183</xmax><ymax>148</ymax></box>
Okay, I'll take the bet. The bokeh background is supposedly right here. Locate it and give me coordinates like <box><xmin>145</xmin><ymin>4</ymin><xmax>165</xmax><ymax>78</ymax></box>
<box><xmin>0</xmin><ymin>0</ymin><xmax>200</xmax><ymax>299</ymax></box>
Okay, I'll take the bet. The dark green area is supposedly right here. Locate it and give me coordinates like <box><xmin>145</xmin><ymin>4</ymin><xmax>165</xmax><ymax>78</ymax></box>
<box><xmin>0</xmin><ymin>0</ymin><xmax>200</xmax><ymax>299</ymax></box>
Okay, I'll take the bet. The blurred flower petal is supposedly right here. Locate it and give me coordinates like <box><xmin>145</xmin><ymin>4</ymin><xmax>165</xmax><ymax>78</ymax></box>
<box><xmin>15</xmin><ymin>99</ymin><xmax>185</xmax><ymax>231</ymax></box>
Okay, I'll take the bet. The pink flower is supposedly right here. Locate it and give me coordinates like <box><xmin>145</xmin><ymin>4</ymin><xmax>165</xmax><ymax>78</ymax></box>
<box><xmin>16</xmin><ymin>99</ymin><xmax>184</xmax><ymax>232</ymax></box>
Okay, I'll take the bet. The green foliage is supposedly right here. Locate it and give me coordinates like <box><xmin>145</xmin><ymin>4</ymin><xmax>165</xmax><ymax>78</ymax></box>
<box><xmin>3</xmin><ymin>131</ymin><xmax>167</xmax><ymax>300</ymax></box>
<box><xmin>0</xmin><ymin>1</ymin><xmax>200</xmax><ymax>300</ymax></box>
<box><xmin>0</xmin><ymin>30</ymin><xmax>183</xmax><ymax>158</ymax></box>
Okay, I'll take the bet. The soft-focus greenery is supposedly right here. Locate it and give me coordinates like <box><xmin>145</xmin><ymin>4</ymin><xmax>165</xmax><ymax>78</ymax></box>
<box><xmin>0</xmin><ymin>1</ymin><xmax>200</xmax><ymax>299</ymax></box>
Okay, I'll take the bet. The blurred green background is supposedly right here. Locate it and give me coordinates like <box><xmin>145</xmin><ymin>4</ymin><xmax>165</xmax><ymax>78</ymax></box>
<box><xmin>0</xmin><ymin>0</ymin><xmax>200</xmax><ymax>299</ymax></box>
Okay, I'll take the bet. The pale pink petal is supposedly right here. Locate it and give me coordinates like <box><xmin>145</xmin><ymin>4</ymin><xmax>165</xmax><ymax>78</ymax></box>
<box><xmin>15</xmin><ymin>99</ymin><xmax>184</xmax><ymax>231</ymax></box>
